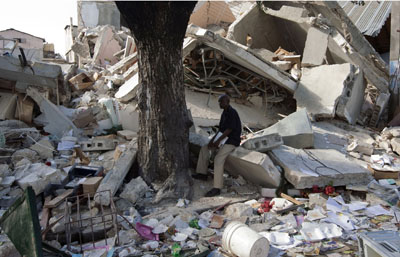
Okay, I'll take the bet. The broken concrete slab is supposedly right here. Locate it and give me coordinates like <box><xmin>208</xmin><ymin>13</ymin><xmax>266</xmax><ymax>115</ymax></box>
<box><xmin>224</xmin><ymin>147</ymin><xmax>281</xmax><ymax>188</ymax></box>
<box><xmin>302</xmin><ymin>27</ymin><xmax>329</xmax><ymax>67</ymax></box>
<box><xmin>117</xmin><ymin>130</ymin><xmax>137</xmax><ymax>140</ymax></box>
<box><xmin>0</xmin><ymin>55</ymin><xmax>61</xmax><ymax>89</ymax></box>
<box><xmin>95</xmin><ymin>139</ymin><xmax>137</xmax><ymax>206</ymax></box>
<box><xmin>256</xmin><ymin>109</ymin><xmax>313</xmax><ymax>149</ymax></box>
<box><xmin>0</xmin><ymin>93</ymin><xmax>17</xmax><ymax>120</ymax></box>
<box><xmin>120</xmin><ymin>177</ymin><xmax>149</xmax><ymax>205</ymax></box>
<box><xmin>336</xmin><ymin>68</ymin><xmax>365</xmax><ymax>125</ymax></box>
<box><xmin>115</xmin><ymin>73</ymin><xmax>139</xmax><ymax>102</ymax></box>
<box><xmin>124</xmin><ymin>36</ymin><xmax>135</xmax><ymax>58</ymax></box>
<box><xmin>93</xmin><ymin>26</ymin><xmax>122</xmax><ymax>67</ymax></box>
<box><xmin>107</xmin><ymin>52</ymin><xmax>137</xmax><ymax>75</ymax></box>
<box><xmin>306</xmin><ymin>1</ymin><xmax>389</xmax><ymax>93</ymax></box>
<box><xmin>269</xmin><ymin>145</ymin><xmax>373</xmax><ymax>189</ymax></box>
<box><xmin>295</xmin><ymin>63</ymin><xmax>364</xmax><ymax>124</ymax></box>
<box><xmin>71</xmin><ymin>41</ymin><xmax>90</xmax><ymax>58</ymax></box>
<box><xmin>26</xmin><ymin>87</ymin><xmax>79</xmax><ymax>139</ymax></box>
<box><xmin>118</xmin><ymin>103</ymin><xmax>139</xmax><ymax>132</ymax></box>
<box><xmin>29</xmin><ymin>138</ymin><xmax>54</xmax><ymax>159</ymax></box>
<box><xmin>186</xmin><ymin>24</ymin><xmax>298</xmax><ymax>93</ymax></box>
<box><xmin>17</xmin><ymin>163</ymin><xmax>61</xmax><ymax>194</ymax></box>
<box><xmin>241</xmin><ymin>133</ymin><xmax>283</xmax><ymax>152</ymax></box>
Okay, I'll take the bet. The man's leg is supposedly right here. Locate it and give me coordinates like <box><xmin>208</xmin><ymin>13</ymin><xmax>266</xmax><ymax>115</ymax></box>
<box><xmin>213</xmin><ymin>144</ymin><xmax>236</xmax><ymax>189</ymax></box>
<box><xmin>195</xmin><ymin>145</ymin><xmax>211</xmax><ymax>175</ymax></box>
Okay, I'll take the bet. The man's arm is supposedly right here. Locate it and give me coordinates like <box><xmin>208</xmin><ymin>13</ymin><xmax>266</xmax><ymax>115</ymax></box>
<box><xmin>207</xmin><ymin>133</ymin><xmax>218</xmax><ymax>148</ymax></box>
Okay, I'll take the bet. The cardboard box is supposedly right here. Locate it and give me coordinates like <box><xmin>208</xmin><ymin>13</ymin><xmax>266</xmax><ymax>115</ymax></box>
<box><xmin>81</xmin><ymin>177</ymin><xmax>103</xmax><ymax>196</ymax></box>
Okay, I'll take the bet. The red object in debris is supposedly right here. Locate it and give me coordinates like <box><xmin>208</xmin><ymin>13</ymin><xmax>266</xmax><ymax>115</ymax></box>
<box><xmin>312</xmin><ymin>185</ymin><xmax>322</xmax><ymax>193</ymax></box>
<box><xmin>45</xmin><ymin>161</ymin><xmax>51</xmax><ymax>166</ymax></box>
<box><xmin>324</xmin><ymin>186</ymin><xmax>335</xmax><ymax>196</ymax></box>
<box><xmin>258</xmin><ymin>200</ymin><xmax>274</xmax><ymax>214</ymax></box>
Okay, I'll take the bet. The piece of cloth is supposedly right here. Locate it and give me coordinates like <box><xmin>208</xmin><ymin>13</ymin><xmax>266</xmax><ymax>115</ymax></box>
<box><xmin>219</xmin><ymin>106</ymin><xmax>242</xmax><ymax>146</ymax></box>
<box><xmin>196</xmin><ymin>144</ymin><xmax>236</xmax><ymax>189</ymax></box>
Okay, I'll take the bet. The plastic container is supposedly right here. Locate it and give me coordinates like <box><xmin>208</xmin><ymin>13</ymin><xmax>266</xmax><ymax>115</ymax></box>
<box><xmin>222</xmin><ymin>221</ymin><xmax>269</xmax><ymax>257</ymax></box>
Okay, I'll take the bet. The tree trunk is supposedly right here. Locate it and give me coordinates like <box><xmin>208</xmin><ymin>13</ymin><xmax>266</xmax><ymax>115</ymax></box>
<box><xmin>116</xmin><ymin>1</ymin><xmax>196</xmax><ymax>202</ymax></box>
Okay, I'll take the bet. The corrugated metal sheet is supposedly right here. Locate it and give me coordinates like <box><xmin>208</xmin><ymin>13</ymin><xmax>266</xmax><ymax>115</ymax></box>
<box><xmin>339</xmin><ymin>1</ymin><xmax>391</xmax><ymax>37</ymax></box>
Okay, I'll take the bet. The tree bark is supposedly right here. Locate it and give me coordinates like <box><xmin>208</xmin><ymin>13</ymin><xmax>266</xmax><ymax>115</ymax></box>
<box><xmin>116</xmin><ymin>1</ymin><xmax>196</xmax><ymax>202</ymax></box>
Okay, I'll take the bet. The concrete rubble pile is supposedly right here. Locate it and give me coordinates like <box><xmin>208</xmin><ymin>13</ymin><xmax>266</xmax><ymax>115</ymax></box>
<box><xmin>0</xmin><ymin>1</ymin><xmax>399</xmax><ymax>257</ymax></box>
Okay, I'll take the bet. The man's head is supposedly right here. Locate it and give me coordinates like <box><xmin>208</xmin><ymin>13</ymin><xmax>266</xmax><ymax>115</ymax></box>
<box><xmin>218</xmin><ymin>94</ymin><xmax>230</xmax><ymax>110</ymax></box>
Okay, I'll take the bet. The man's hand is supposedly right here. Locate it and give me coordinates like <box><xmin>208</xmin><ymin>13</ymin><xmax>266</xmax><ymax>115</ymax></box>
<box><xmin>207</xmin><ymin>140</ymin><xmax>219</xmax><ymax>149</ymax></box>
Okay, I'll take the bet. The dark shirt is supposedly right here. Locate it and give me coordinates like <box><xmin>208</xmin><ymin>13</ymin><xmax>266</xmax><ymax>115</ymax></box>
<box><xmin>219</xmin><ymin>106</ymin><xmax>242</xmax><ymax>146</ymax></box>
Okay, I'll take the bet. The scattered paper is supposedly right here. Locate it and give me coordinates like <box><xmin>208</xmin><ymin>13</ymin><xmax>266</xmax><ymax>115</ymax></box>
<box><xmin>305</xmin><ymin>208</ymin><xmax>326</xmax><ymax>221</ymax></box>
<box><xmin>300</xmin><ymin>222</ymin><xmax>342</xmax><ymax>242</ymax></box>
<box><xmin>152</xmin><ymin>223</ymin><xmax>168</xmax><ymax>234</ymax></box>
<box><xmin>346</xmin><ymin>201</ymin><xmax>368</xmax><ymax>212</ymax></box>
<box><xmin>326</xmin><ymin>212</ymin><xmax>356</xmax><ymax>231</ymax></box>
<box><xmin>365</xmin><ymin>205</ymin><xmax>392</xmax><ymax>217</ymax></box>
<box><xmin>172</xmin><ymin>233</ymin><xmax>188</xmax><ymax>242</ymax></box>
<box><xmin>326</xmin><ymin>197</ymin><xmax>343</xmax><ymax>213</ymax></box>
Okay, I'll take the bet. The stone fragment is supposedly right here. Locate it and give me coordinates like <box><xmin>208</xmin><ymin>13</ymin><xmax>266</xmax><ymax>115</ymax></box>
<box><xmin>225</xmin><ymin>147</ymin><xmax>281</xmax><ymax>188</ymax></box>
<box><xmin>17</xmin><ymin>163</ymin><xmax>61</xmax><ymax>194</ymax></box>
<box><xmin>224</xmin><ymin>203</ymin><xmax>253</xmax><ymax>219</ymax></box>
<box><xmin>257</xmin><ymin>109</ymin><xmax>313</xmax><ymax>149</ymax></box>
<box><xmin>120</xmin><ymin>177</ymin><xmax>149</xmax><ymax>205</ymax></box>
<box><xmin>29</xmin><ymin>138</ymin><xmax>54</xmax><ymax>159</ymax></box>
<box><xmin>11</xmin><ymin>149</ymin><xmax>39</xmax><ymax>165</ymax></box>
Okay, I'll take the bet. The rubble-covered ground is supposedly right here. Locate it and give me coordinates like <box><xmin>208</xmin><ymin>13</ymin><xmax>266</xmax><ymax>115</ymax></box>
<box><xmin>0</xmin><ymin>1</ymin><xmax>399</xmax><ymax>257</ymax></box>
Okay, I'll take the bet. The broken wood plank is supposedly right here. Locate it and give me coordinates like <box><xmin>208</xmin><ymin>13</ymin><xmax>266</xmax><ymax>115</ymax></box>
<box><xmin>44</xmin><ymin>189</ymin><xmax>73</xmax><ymax>208</ymax></box>
<box><xmin>280</xmin><ymin>193</ymin><xmax>303</xmax><ymax>206</ymax></box>
<box><xmin>40</xmin><ymin>196</ymin><xmax>52</xmax><ymax>230</ymax></box>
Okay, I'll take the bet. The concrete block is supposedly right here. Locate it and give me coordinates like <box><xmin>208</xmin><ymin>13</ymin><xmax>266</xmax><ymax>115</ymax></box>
<box><xmin>29</xmin><ymin>138</ymin><xmax>54</xmax><ymax>159</ymax></box>
<box><xmin>0</xmin><ymin>93</ymin><xmax>17</xmax><ymax>120</ymax></box>
<box><xmin>336</xmin><ymin>68</ymin><xmax>365</xmax><ymax>125</ymax></box>
<box><xmin>295</xmin><ymin>63</ymin><xmax>362</xmax><ymax>123</ymax></box>
<box><xmin>269</xmin><ymin>145</ymin><xmax>373</xmax><ymax>189</ymax></box>
<box><xmin>241</xmin><ymin>133</ymin><xmax>283</xmax><ymax>152</ymax></box>
<box><xmin>302</xmin><ymin>27</ymin><xmax>329</xmax><ymax>67</ymax></box>
<box><xmin>257</xmin><ymin>109</ymin><xmax>313</xmax><ymax>149</ymax></box>
<box><xmin>224</xmin><ymin>147</ymin><xmax>281</xmax><ymax>188</ymax></box>
<box><xmin>81</xmin><ymin>138</ymin><xmax>117</xmax><ymax>151</ymax></box>
<box><xmin>120</xmin><ymin>176</ymin><xmax>148</xmax><ymax>205</ymax></box>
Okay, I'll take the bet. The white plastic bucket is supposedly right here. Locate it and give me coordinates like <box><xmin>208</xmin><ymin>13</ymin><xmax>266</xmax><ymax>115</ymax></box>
<box><xmin>222</xmin><ymin>221</ymin><xmax>270</xmax><ymax>257</ymax></box>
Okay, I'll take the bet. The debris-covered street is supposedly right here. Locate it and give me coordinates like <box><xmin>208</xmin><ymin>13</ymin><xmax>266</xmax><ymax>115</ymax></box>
<box><xmin>0</xmin><ymin>1</ymin><xmax>399</xmax><ymax>256</ymax></box>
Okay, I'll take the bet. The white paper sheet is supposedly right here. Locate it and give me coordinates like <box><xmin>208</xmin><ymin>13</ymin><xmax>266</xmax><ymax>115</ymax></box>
<box><xmin>365</xmin><ymin>205</ymin><xmax>392</xmax><ymax>217</ymax></box>
<box><xmin>327</xmin><ymin>197</ymin><xmax>343</xmax><ymax>213</ymax></box>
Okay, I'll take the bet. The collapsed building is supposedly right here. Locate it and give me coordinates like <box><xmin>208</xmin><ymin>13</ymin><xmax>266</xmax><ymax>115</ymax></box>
<box><xmin>0</xmin><ymin>1</ymin><xmax>399</xmax><ymax>257</ymax></box>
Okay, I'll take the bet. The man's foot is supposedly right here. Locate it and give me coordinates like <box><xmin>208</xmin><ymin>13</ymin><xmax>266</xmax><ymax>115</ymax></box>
<box><xmin>192</xmin><ymin>173</ymin><xmax>208</xmax><ymax>181</ymax></box>
<box><xmin>205</xmin><ymin>188</ymin><xmax>221</xmax><ymax>197</ymax></box>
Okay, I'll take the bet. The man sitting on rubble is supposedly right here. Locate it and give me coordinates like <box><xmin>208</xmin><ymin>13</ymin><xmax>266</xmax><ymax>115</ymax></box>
<box><xmin>192</xmin><ymin>94</ymin><xmax>242</xmax><ymax>197</ymax></box>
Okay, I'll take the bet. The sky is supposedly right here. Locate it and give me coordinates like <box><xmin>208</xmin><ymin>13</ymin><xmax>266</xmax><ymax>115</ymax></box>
<box><xmin>0</xmin><ymin>0</ymin><xmax>78</xmax><ymax>56</ymax></box>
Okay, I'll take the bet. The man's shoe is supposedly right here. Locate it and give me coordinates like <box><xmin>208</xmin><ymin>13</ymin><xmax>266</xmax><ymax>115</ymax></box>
<box><xmin>192</xmin><ymin>173</ymin><xmax>208</xmax><ymax>181</ymax></box>
<box><xmin>205</xmin><ymin>188</ymin><xmax>220</xmax><ymax>197</ymax></box>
